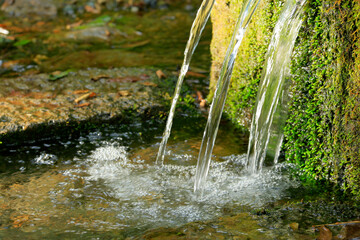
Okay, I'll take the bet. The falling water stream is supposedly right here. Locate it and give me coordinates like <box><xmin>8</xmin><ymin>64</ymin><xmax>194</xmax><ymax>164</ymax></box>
<box><xmin>2</xmin><ymin>1</ymin><xmax>359</xmax><ymax>238</ymax></box>
<box><xmin>247</xmin><ymin>0</ymin><xmax>306</xmax><ymax>173</ymax></box>
<box><xmin>194</xmin><ymin>0</ymin><xmax>261</xmax><ymax>192</ymax></box>
<box><xmin>156</xmin><ymin>0</ymin><xmax>215</xmax><ymax>165</ymax></box>
<box><xmin>194</xmin><ymin>0</ymin><xmax>307</xmax><ymax>191</ymax></box>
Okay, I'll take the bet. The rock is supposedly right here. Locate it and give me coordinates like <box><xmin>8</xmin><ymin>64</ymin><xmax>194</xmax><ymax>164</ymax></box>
<box><xmin>144</xmin><ymin>0</ymin><xmax>157</xmax><ymax>8</ymax></box>
<box><xmin>0</xmin><ymin>68</ymin><xmax>161</xmax><ymax>141</ymax></box>
<box><xmin>1</xmin><ymin>0</ymin><xmax>58</xmax><ymax>17</ymax></box>
<box><xmin>61</xmin><ymin>26</ymin><xmax>125</xmax><ymax>42</ymax></box>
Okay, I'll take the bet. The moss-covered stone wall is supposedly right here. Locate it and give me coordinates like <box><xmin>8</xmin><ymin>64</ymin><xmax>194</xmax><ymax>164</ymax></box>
<box><xmin>284</xmin><ymin>0</ymin><xmax>360</xmax><ymax>198</ymax></box>
<box><xmin>210</xmin><ymin>0</ymin><xmax>360</xmax><ymax>198</ymax></box>
<box><xmin>210</xmin><ymin>0</ymin><xmax>284</xmax><ymax>127</ymax></box>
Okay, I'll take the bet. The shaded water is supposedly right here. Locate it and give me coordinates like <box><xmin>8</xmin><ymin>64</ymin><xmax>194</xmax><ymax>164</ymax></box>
<box><xmin>0</xmin><ymin>2</ymin><xmax>211</xmax><ymax>77</ymax></box>
<box><xmin>247</xmin><ymin>0</ymin><xmax>306</xmax><ymax>173</ymax></box>
<box><xmin>156</xmin><ymin>0</ymin><xmax>215</xmax><ymax>165</ymax></box>
<box><xmin>194</xmin><ymin>0</ymin><xmax>261</xmax><ymax>192</ymax></box>
<box><xmin>0</xmin><ymin>117</ymin><xmax>303</xmax><ymax>238</ymax></box>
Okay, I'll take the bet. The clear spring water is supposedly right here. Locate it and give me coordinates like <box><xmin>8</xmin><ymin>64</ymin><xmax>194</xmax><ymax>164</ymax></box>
<box><xmin>156</xmin><ymin>0</ymin><xmax>215</xmax><ymax>165</ymax></box>
<box><xmin>0</xmin><ymin>118</ymin><xmax>299</xmax><ymax>238</ymax></box>
<box><xmin>194</xmin><ymin>0</ymin><xmax>261</xmax><ymax>192</ymax></box>
<box><xmin>247</xmin><ymin>0</ymin><xmax>306</xmax><ymax>173</ymax></box>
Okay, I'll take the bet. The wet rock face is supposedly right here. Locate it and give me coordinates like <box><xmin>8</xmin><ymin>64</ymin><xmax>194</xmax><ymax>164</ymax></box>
<box><xmin>1</xmin><ymin>0</ymin><xmax>58</xmax><ymax>17</ymax></box>
<box><xmin>0</xmin><ymin>68</ymin><xmax>160</xmax><ymax>137</ymax></box>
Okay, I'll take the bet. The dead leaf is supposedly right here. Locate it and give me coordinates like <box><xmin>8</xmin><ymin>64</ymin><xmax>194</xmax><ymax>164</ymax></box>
<box><xmin>109</xmin><ymin>74</ymin><xmax>149</xmax><ymax>83</ymax></box>
<box><xmin>141</xmin><ymin>82</ymin><xmax>158</xmax><ymax>87</ymax></box>
<box><xmin>4</xmin><ymin>25</ymin><xmax>25</xmax><ymax>33</ymax></box>
<box><xmin>156</xmin><ymin>70</ymin><xmax>166</xmax><ymax>79</ymax></box>
<box><xmin>315</xmin><ymin>225</ymin><xmax>333</xmax><ymax>240</ymax></box>
<box><xmin>199</xmin><ymin>99</ymin><xmax>206</xmax><ymax>108</ymax></box>
<box><xmin>196</xmin><ymin>91</ymin><xmax>204</xmax><ymax>101</ymax></box>
<box><xmin>91</xmin><ymin>74</ymin><xmax>110</xmax><ymax>81</ymax></box>
<box><xmin>74</xmin><ymin>92</ymin><xmax>96</xmax><ymax>103</ymax></box>
<box><xmin>11</xmin><ymin>215</ymin><xmax>30</xmax><ymax>228</ymax></box>
<box><xmin>36</xmin><ymin>21</ymin><xmax>46</xmax><ymax>27</ymax></box>
<box><xmin>66</xmin><ymin>20</ymin><xmax>83</xmax><ymax>30</ymax></box>
<box><xmin>73</xmin><ymin>90</ymin><xmax>89</xmax><ymax>94</ymax></box>
<box><xmin>0</xmin><ymin>204</ymin><xmax>9</xmax><ymax>209</ymax></box>
<box><xmin>2</xmin><ymin>59</ymin><xmax>26</xmax><ymax>68</ymax></box>
<box><xmin>121</xmin><ymin>40</ymin><xmax>150</xmax><ymax>49</ymax></box>
<box><xmin>75</xmin><ymin>102</ymin><xmax>91</xmax><ymax>108</ymax></box>
<box><xmin>289</xmin><ymin>222</ymin><xmax>299</xmax><ymax>231</ymax></box>
<box><xmin>85</xmin><ymin>4</ymin><xmax>101</xmax><ymax>14</ymax></box>
<box><xmin>119</xmin><ymin>90</ymin><xmax>131</xmax><ymax>97</ymax></box>
<box><xmin>186</xmin><ymin>71</ymin><xmax>207</xmax><ymax>78</ymax></box>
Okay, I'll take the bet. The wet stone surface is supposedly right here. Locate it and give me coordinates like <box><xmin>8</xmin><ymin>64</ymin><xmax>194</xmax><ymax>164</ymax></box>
<box><xmin>0</xmin><ymin>67</ymin><xmax>160</xmax><ymax>137</ymax></box>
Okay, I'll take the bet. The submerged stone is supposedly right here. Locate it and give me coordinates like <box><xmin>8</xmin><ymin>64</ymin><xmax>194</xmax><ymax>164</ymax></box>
<box><xmin>1</xmin><ymin>0</ymin><xmax>58</xmax><ymax>17</ymax></box>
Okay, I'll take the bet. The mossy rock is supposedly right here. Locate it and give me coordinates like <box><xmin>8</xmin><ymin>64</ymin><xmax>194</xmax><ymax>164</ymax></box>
<box><xmin>210</xmin><ymin>0</ymin><xmax>284</xmax><ymax>128</ymax></box>
<box><xmin>210</xmin><ymin>0</ymin><xmax>360</xmax><ymax>198</ymax></box>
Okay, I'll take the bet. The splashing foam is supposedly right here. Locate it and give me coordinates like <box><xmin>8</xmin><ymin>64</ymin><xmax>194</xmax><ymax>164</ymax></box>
<box><xmin>80</xmin><ymin>143</ymin><xmax>299</xmax><ymax>229</ymax></box>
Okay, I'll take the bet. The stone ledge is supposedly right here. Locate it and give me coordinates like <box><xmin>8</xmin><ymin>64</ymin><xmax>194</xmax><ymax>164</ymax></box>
<box><xmin>0</xmin><ymin>67</ymin><xmax>162</xmax><ymax>144</ymax></box>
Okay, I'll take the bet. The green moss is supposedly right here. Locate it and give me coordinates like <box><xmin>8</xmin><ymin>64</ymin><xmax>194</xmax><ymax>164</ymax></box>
<box><xmin>211</xmin><ymin>0</ymin><xmax>360</xmax><ymax>198</ymax></box>
<box><xmin>210</xmin><ymin>0</ymin><xmax>284</xmax><ymax>128</ymax></box>
<box><xmin>283</xmin><ymin>0</ymin><xmax>360</xmax><ymax>198</ymax></box>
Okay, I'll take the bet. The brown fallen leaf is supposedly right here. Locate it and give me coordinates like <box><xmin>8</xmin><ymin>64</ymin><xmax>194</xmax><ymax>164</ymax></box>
<box><xmin>66</xmin><ymin>20</ymin><xmax>83</xmax><ymax>30</ymax></box>
<box><xmin>119</xmin><ymin>90</ymin><xmax>131</xmax><ymax>97</ymax></box>
<box><xmin>73</xmin><ymin>89</ymin><xmax>90</xmax><ymax>94</ymax></box>
<box><xmin>186</xmin><ymin>71</ymin><xmax>207</xmax><ymax>78</ymax></box>
<box><xmin>109</xmin><ymin>74</ymin><xmax>150</xmax><ymax>83</ymax></box>
<box><xmin>2</xmin><ymin>59</ymin><xmax>21</xmax><ymax>68</ymax></box>
<box><xmin>11</xmin><ymin>215</ymin><xmax>30</xmax><ymax>228</ymax></box>
<box><xmin>199</xmin><ymin>99</ymin><xmax>206</xmax><ymax>108</ymax></box>
<box><xmin>196</xmin><ymin>91</ymin><xmax>204</xmax><ymax>101</ymax></box>
<box><xmin>121</xmin><ymin>40</ymin><xmax>151</xmax><ymax>49</ymax></box>
<box><xmin>75</xmin><ymin>102</ymin><xmax>91</xmax><ymax>108</ymax></box>
<box><xmin>289</xmin><ymin>222</ymin><xmax>299</xmax><ymax>231</ymax></box>
<box><xmin>314</xmin><ymin>221</ymin><xmax>360</xmax><ymax>240</ymax></box>
<box><xmin>156</xmin><ymin>70</ymin><xmax>167</xmax><ymax>79</ymax></box>
<box><xmin>85</xmin><ymin>4</ymin><xmax>101</xmax><ymax>14</ymax></box>
<box><xmin>314</xmin><ymin>225</ymin><xmax>332</xmax><ymax>240</ymax></box>
<box><xmin>141</xmin><ymin>82</ymin><xmax>158</xmax><ymax>87</ymax></box>
<box><xmin>91</xmin><ymin>74</ymin><xmax>110</xmax><ymax>81</ymax></box>
<box><xmin>74</xmin><ymin>92</ymin><xmax>96</xmax><ymax>103</ymax></box>
<box><xmin>36</xmin><ymin>21</ymin><xmax>46</xmax><ymax>27</ymax></box>
<box><xmin>5</xmin><ymin>25</ymin><xmax>25</xmax><ymax>33</ymax></box>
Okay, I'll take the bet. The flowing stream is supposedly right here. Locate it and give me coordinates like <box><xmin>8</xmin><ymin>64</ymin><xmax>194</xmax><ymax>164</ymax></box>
<box><xmin>247</xmin><ymin>0</ymin><xmax>306</xmax><ymax>173</ymax></box>
<box><xmin>0</xmin><ymin>118</ymin><xmax>302</xmax><ymax>239</ymax></box>
<box><xmin>156</xmin><ymin>0</ymin><xmax>215</xmax><ymax>165</ymax></box>
<box><xmin>194</xmin><ymin>0</ymin><xmax>261</xmax><ymax>192</ymax></box>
